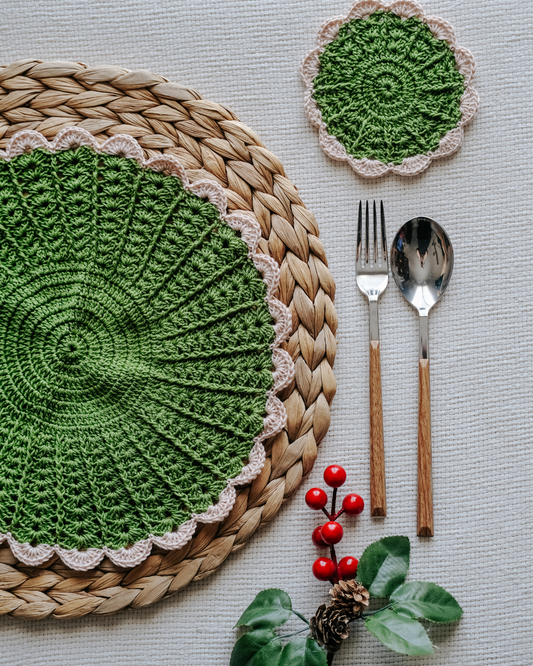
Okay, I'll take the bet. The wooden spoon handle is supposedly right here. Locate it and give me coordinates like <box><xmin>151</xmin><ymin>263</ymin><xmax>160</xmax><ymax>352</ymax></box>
<box><xmin>369</xmin><ymin>341</ymin><xmax>386</xmax><ymax>516</ymax></box>
<box><xmin>417</xmin><ymin>358</ymin><xmax>433</xmax><ymax>536</ymax></box>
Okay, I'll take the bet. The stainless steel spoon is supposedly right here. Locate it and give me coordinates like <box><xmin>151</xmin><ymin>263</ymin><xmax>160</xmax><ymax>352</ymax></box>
<box><xmin>390</xmin><ymin>217</ymin><xmax>454</xmax><ymax>537</ymax></box>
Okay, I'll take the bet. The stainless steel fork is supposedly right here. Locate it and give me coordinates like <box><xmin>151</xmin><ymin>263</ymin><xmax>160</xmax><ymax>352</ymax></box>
<box><xmin>356</xmin><ymin>201</ymin><xmax>388</xmax><ymax>517</ymax></box>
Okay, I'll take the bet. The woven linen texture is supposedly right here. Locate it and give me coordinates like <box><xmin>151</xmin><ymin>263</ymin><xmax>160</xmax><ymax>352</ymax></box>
<box><xmin>312</xmin><ymin>11</ymin><xmax>465</xmax><ymax>164</ymax></box>
<box><xmin>0</xmin><ymin>0</ymin><xmax>531</xmax><ymax>665</ymax></box>
<box><xmin>0</xmin><ymin>140</ymin><xmax>278</xmax><ymax>557</ymax></box>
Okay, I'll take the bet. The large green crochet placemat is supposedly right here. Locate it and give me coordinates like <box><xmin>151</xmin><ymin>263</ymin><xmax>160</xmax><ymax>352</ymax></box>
<box><xmin>0</xmin><ymin>127</ymin><xmax>293</xmax><ymax>571</ymax></box>
<box><xmin>0</xmin><ymin>60</ymin><xmax>337</xmax><ymax>617</ymax></box>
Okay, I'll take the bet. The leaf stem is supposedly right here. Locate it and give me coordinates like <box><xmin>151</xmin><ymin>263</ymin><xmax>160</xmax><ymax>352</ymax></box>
<box><xmin>361</xmin><ymin>603</ymin><xmax>392</xmax><ymax>618</ymax></box>
<box><xmin>292</xmin><ymin>609</ymin><xmax>310</xmax><ymax>626</ymax></box>
<box><xmin>274</xmin><ymin>627</ymin><xmax>309</xmax><ymax>641</ymax></box>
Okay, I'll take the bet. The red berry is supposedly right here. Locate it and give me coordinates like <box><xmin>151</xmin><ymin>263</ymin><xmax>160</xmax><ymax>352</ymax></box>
<box><xmin>342</xmin><ymin>493</ymin><xmax>364</xmax><ymax>515</ymax></box>
<box><xmin>312</xmin><ymin>557</ymin><xmax>336</xmax><ymax>581</ymax></box>
<box><xmin>312</xmin><ymin>525</ymin><xmax>328</xmax><ymax>548</ymax></box>
<box><xmin>305</xmin><ymin>487</ymin><xmax>328</xmax><ymax>510</ymax></box>
<box><xmin>337</xmin><ymin>556</ymin><xmax>359</xmax><ymax>580</ymax></box>
<box><xmin>320</xmin><ymin>521</ymin><xmax>343</xmax><ymax>545</ymax></box>
<box><xmin>324</xmin><ymin>465</ymin><xmax>346</xmax><ymax>488</ymax></box>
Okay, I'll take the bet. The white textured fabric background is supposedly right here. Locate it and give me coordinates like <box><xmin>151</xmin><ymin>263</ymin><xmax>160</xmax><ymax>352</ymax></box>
<box><xmin>0</xmin><ymin>1</ymin><xmax>532</xmax><ymax>664</ymax></box>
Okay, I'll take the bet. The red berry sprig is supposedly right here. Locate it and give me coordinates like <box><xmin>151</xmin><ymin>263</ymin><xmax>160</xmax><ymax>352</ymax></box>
<box><xmin>342</xmin><ymin>493</ymin><xmax>365</xmax><ymax>516</ymax></box>
<box><xmin>323</xmin><ymin>464</ymin><xmax>346</xmax><ymax>488</ymax></box>
<box><xmin>337</xmin><ymin>556</ymin><xmax>359</xmax><ymax>580</ymax></box>
<box><xmin>305</xmin><ymin>465</ymin><xmax>365</xmax><ymax>584</ymax></box>
<box><xmin>311</xmin><ymin>525</ymin><xmax>327</xmax><ymax>548</ymax></box>
<box><xmin>312</xmin><ymin>557</ymin><xmax>336</xmax><ymax>581</ymax></box>
<box><xmin>321</xmin><ymin>521</ymin><xmax>343</xmax><ymax>545</ymax></box>
<box><xmin>305</xmin><ymin>488</ymin><xmax>327</xmax><ymax>511</ymax></box>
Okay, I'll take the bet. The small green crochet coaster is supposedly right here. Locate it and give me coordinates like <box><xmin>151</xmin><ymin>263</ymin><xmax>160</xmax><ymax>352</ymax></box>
<box><xmin>0</xmin><ymin>127</ymin><xmax>292</xmax><ymax>570</ymax></box>
<box><xmin>302</xmin><ymin>0</ymin><xmax>479</xmax><ymax>177</ymax></box>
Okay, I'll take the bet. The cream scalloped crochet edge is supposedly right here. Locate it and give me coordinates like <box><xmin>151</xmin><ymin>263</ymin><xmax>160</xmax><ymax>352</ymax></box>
<box><xmin>301</xmin><ymin>0</ymin><xmax>480</xmax><ymax>178</ymax></box>
<box><xmin>0</xmin><ymin>126</ymin><xmax>294</xmax><ymax>571</ymax></box>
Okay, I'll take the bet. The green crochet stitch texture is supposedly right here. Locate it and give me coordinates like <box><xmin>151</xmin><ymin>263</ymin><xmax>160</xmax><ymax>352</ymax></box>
<box><xmin>0</xmin><ymin>146</ymin><xmax>275</xmax><ymax>551</ymax></box>
<box><xmin>313</xmin><ymin>11</ymin><xmax>465</xmax><ymax>165</ymax></box>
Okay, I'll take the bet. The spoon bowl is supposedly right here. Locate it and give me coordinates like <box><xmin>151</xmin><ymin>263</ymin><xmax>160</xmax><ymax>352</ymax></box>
<box><xmin>390</xmin><ymin>217</ymin><xmax>454</xmax><ymax>537</ymax></box>
<box><xmin>390</xmin><ymin>217</ymin><xmax>453</xmax><ymax>316</ymax></box>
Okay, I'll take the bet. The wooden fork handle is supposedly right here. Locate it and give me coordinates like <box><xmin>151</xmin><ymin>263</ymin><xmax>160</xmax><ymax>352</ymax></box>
<box><xmin>369</xmin><ymin>341</ymin><xmax>386</xmax><ymax>516</ymax></box>
<box><xmin>418</xmin><ymin>359</ymin><xmax>433</xmax><ymax>536</ymax></box>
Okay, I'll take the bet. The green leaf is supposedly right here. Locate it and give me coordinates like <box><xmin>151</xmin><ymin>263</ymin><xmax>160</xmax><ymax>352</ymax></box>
<box><xmin>357</xmin><ymin>536</ymin><xmax>410</xmax><ymax>597</ymax></box>
<box><xmin>390</xmin><ymin>581</ymin><xmax>463</xmax><ymax>623</ymax></box>
<box><xmin>236</xmin><ymin>589</ymin><xmax>292</xmax><ymax>629</ymax></box>
<box><xmin>230</xmin><ymin>630</ymin><xmax>281</xmax><ymax>666</ymax></box>
<box><xmin>365</xmin><ymin>608</ymin><xmax>433</xmax><ymax>656</ymax></box>
<box><xmin>248</xmin><ymin>639</ymin><xmax>283</xmax><ymax>666</ymax></box>
<box><xmin>279</xmin><ymin>637</ymin><xmax>327</xmax><ymax>666</ymax></box>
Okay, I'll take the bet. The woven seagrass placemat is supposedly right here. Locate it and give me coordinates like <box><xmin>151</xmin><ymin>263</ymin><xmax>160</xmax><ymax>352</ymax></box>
<box><xmin>0</xmin><ymin>59</ymin><xmax>337</xmax><ymax>619</ymax></box>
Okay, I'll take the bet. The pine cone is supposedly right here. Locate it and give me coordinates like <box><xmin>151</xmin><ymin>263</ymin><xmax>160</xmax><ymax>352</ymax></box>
<box><xmin>329</xmin><ymin>580</ymin><xmax>370</xmax><ymax>619</ymax></box>
<box><xmin>310</xmin><ymin>604</ymin><xmax>350</xmax><ymax>654</ymax></box>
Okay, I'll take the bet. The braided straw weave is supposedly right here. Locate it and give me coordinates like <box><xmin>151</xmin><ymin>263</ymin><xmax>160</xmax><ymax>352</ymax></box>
<box><xmin>0</xmin><ymin>60</ymin><xmax>337</xmax><ymax>619</ymax></box>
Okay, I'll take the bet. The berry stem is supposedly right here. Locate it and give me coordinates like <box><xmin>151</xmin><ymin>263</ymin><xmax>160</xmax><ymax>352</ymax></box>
<box><xmin>329</xmin><ymin>543</ymin><xmax>339</xmax><ymax>584</ymax></box>
<box><xmin>321</xmin><ymin>506</ymin><xmax>331</xmax><ymax>520</ymax></box>
<box><xmin>331</xmin><ymin>508</ymin><xmax>345</xmax><ymax>521</ymax></box>
<box><xmin>328</xmin><ymin>488</ymin><xmax>339</xmax><ymax>584</ymax></box>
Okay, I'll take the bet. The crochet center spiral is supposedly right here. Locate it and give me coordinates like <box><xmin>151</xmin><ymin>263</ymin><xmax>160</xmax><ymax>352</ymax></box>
<box><xmin>0</xmin><ymin>138</ymin><xmax>280</xmax><ymax>556</ymax></box>
<box><xmin>312</xmin><ymin>11</ymin><xmax>466</xmax><ymax>165</ymax></box>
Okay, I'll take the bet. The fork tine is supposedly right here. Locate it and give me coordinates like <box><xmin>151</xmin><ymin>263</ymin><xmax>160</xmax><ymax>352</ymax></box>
<box><xmin>356</xmin><ymin>200</ymin><xmax>362</xmax><ymax>266</ymax></box>
<box><xmin>380</xmin><ymin>200</ymin><xmax>388</xmax><ymax>265</ymax></box>
<box><xmin>365</xmin><ymin>200</ymin><xmax>369</xmax><ymax>265</ymax></box>
<box><xmin>373</xmin><ymin>200</ymin><xmax>378</xmax><ymax>266</ymax></box>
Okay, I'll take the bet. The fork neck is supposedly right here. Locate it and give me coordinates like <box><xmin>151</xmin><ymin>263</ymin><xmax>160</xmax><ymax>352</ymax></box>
<box><xmin>369</xmin><ymin>299</ymin><xmax>380</xmax><ymax>342</ymax></box>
